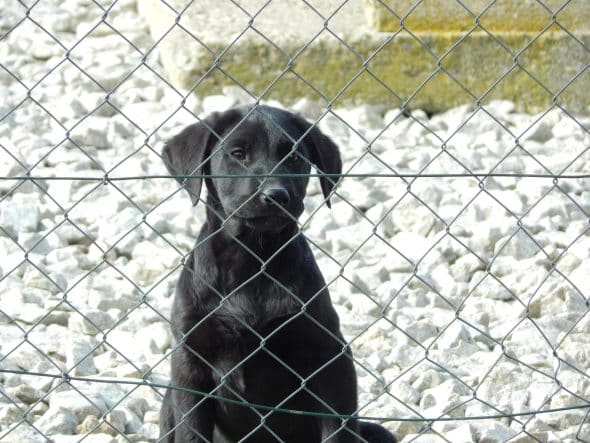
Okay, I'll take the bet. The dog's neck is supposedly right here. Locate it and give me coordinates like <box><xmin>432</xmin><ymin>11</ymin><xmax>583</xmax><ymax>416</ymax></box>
<box><xmin>192</xmin><ymin>202</ymin><xmax>304</xmax><ymax>303</ymax></box>
<box><xmin>203</xmin><ymin>196</ymin><xmax>301</xmax><ymax>261</ymax></box>
<box><xmin>183</xmin><ymin>196</ymin><xmax>313</xmax><ymax>323</ymax></box>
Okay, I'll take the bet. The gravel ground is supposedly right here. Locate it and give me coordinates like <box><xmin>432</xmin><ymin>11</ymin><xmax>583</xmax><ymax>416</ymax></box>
<box><xmin>1</xmin><ymin>1</ymin><xmax>590</xmax><ymax>442</ymax></box>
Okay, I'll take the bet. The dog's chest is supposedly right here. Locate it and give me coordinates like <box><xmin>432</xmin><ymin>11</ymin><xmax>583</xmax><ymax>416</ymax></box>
<box><xmin>211</xmin><ymin>279</ymin><xmax>305</xmax><ymax>402</ymax></box>
<box><xmin>217</xmin><ymin>277</ymin><xmax>300</xmax><ymax>328</ymax></box>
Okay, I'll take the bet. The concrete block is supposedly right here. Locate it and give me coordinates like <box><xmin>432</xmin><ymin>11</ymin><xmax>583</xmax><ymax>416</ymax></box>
<box><xmin>362</xmin><ymin>0</ymin><xmax>589</xmax><ymax>33</ymax></box>
<box><xmin>138</xmin><ymin>0</ymin><xmax>590</xmax><ymax>113</ymax></box>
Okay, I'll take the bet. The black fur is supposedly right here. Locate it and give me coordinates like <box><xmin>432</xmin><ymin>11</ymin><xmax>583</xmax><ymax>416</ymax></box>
<box><xmin>159</xmin><ymin>105</ymin><xmax>395</xmax><ymax>442</ymax></box>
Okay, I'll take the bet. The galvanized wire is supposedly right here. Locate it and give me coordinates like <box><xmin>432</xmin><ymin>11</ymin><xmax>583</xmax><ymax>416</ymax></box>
<box><xmin>1</xmin><ymin>0</ymin><xmax>589</xmax><ymax>442</ymax></box>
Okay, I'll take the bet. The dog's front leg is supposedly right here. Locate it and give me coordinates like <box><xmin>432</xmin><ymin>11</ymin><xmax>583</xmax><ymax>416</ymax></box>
<box><xmin>317</xmin><ymin>349</ymin><xmax>362</xmax><ymax>443</ymax></box>
<box><xmin>320</xmin><ymin>407</ymin><xmax>362</xmax><ymax>442</ymax></box>
<box><xmin>167</xmin><ymin>348</ymin><xmax>216</xmax><ymax>442</ymax></box>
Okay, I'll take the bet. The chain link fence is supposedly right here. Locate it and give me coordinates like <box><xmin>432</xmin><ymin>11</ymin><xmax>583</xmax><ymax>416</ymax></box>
<box><xmin>1</xmin><ymin>0</ymin><xmax>589</xmax><ymax>442</ymax></box>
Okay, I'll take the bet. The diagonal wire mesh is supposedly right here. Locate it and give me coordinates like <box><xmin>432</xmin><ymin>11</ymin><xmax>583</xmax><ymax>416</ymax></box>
<box><xmin>1</xmin><ymin>0</ymin><xmax>589</xmax><ymax>442</ymax></box>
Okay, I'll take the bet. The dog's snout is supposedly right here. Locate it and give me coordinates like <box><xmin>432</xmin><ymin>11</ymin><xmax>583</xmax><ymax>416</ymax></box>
<box><xmin>260</xmin><ymin>188</ymin><xmax>290</xmax><ymax>207</ymax></box>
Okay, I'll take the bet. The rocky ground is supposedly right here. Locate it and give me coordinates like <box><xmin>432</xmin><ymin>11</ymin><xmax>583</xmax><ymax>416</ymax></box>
<box><xmin>1</xmin><ymin>1</ymin><xmax>589</xmax><ymax>442</ymax></box>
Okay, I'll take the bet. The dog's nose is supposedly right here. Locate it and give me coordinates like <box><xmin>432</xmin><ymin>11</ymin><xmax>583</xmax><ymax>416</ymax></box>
<box><xmin>260</xmin><ymin>188</ymin><xmax>290</xmax><ymax>207</ymax></box>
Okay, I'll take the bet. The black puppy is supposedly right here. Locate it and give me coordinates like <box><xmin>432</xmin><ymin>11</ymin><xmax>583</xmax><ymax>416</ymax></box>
<box><xmin>159</xmin><ymin>105</ymin><xmax>395</xmax><ymax>442</ymax></box>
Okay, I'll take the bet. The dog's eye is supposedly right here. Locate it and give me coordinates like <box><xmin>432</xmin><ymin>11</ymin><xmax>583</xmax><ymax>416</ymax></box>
<box><xmin>230</xmin><ymin>148</ymin><xmax>246</xmax><ymax>161</ymax></box>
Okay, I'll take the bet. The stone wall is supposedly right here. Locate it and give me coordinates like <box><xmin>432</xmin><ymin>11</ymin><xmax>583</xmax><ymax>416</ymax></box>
<box><xmin>139</xmin><ymin>0</ymin><xmax>590</xmax><ymax>113</ymax></box>
<box><xmin>362</xmin><ymin>0</ymin><xmax>589</xmax><ymax>33</ymax></box>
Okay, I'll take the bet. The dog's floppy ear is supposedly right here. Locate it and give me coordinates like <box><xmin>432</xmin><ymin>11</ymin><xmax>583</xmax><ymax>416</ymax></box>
<box><xmin>162</xmin><ymin>122</ymin><xmax>211</xmax><ymax>206</ymax></box>
<box><xmin>162</xmin><ymin>110</ymin><xmax>241</xmax><ymax>206</ymax></box>
<box><xmin>300</xmin><ymin>123</ymin><xmax>342</xmax><ymax>208</ymax></box>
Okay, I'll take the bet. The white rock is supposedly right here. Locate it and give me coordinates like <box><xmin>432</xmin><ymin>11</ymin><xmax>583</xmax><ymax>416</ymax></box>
<box><xmin>425</xmin><ymin>264</ymin><xmax>462</xmax><ymax>300</ymax></box>
<box><xmin>202</xmin><ymin>94</ymin><xmax>236</xmax><ymax>114</ymax></box>
<box><xmin>111</xmin><ymin>362</ymin><xmax>151</xmax><ymax>379</ymax></box>
<box><xmin>75</xmin><ymin>414</ymin><xmax>101</xmax><ymax>435</ymax></box>
<box><xmin>0</xmin><ymin>424</ymin><xmax>47</xmax><ymax>442</ymax></box>
<box><xmin>138</xmin><ymin>323</ymin><xmax>172</xmax><ymax>354</ymax></box>
<box><xmin>571</xmin><ymin>424</ymin><xmax>590</xmax><ymax>442</ymax></box>
<box><xmin>0</xmin><ymin>404</ymin><xmax>22</xmax><ymax>426</ymax></box>
<box><xmin>93</xmin><ymin>350</ymin><xmax>119</xmax><ymax>373</ymax></box>
<box><xmin>419</xmin><ymin>379</ymin><xmax>470</xmax><ymax>417</ymax></box>
<box><xmin>474</xmin><ymin>421</ymin><xmax>515</xmax><ymax>443</ymax></box>
<box><xmin>70</xmin><ymin>116</ymin><xmax>111</xmax><ymax>149</ymax></box>
<box><xmin>389</xmin><ymin>231</ymin><xmax>430</xmax><ymax>264</ymax></box>
<box><xmin>119</xmin><ymin>101</ymin><xmax>170</xmax><ymax>133</ymax></box>
<box><xmin>104</xmin><ymin>330</ymin><xmax>145</xmax><ymax>364</ymax></box>
<box><xmin>45</xmin><ymin>245</ymin><xmax>91</xmax><ymax>270</ymax></box>
<box><xmin>485</xmin><ymin>100</ymin><xmax>515</xmax><ymax>117</ymax></box>
<box><xmin>35</xmin><ymin>406</ymin><xmax>78</xmax><ymax>436</ymax></box>
<box><xmin>125</xmin><ymin>257</ymin><xmax>170</xmax><ymax>285</ymax></box>
<box><xmin>349</xmin><ymin>263</ymin><xmax>389</xmax><ymax>294</ymax></box>
<box><xmin>0</xmin><ymin>237</ymin><xmax>21</xmax><ymax>269</ymax></box>
<box><xmin>443</xmin><ymin>423</ymin><xmax>475</xmax><ymax>443</ymax></box>
<box><xmin>337</xmin><ymin>105</ymin><xmax>384</xmax><ymax>131</ymax></box>
<box><xmin>49</xmin><ymin>390</ymin><xmax>108</xmax><ymax>421</ymax></box>
<box><xmin>528</xmin><ymin>379</ymin><xmax>560</xmax><ymax>410</ymax></box>
<box><xmin>96</xmin><ymin>206</ymin><xmax>143</xmax><ymax>253</ymax></box>
<box><xmin>318</xmin><ymin>112</ymin><xmax>351</xmax><ymax>140</ymax></box>
<box><xmin>517</xmin><ymin>416</ymin><xmax>552</xmax><ymax>442</ymax></box>
<box><xmin>450</xmin><ymin>254</ymin><xmax>485</xmax><ymax>282</ymax></box>
<box><xmin>18</xmin><ymin>230</ymin><xmax>67</xmax><ymax>256</ymax></box>
<box><xmin>89</xmin><ymin>62</ymin><xmax>129</xmax><ymax>92</ymax></box>
<box><xmin>117</xmin><ymin>406</ymin><xmax>142</xmax><ymax>433</ymax></box>
<box><xmin>399</xmin><ymin>433</ymin><xmax>443</xmax><ymax>443</ymax></box>
<box><xmin>529</xmin><ymin>278</ymin><xmax>588</xmax><ymax>318</ymax></box>
<box><xmin>7</xmin><ymin>384</ymin><xmax>44</xmax><ymax>404</ymax></box>
<box><xmin>53</xmin><ymin>433</ymin><xmax>117</xmax><ymax>443</ymax></box>
<box><xmin>132</xmin><ymin>238</ymin><xmax>179</xmax><ymax>263</ymax></box>
<box><xmin>469</xmin><ymin>271</ymin><xmax>514</xmax><ymax>301</ymax></box>
<box><xmin>389</xmin><ymin>380</ymin><xmax>420</xmax><ymax>406</ymax></box>
<box><xmin>402</xmin><ymin>319</ymin><xmax>438</xmax><ymax>345</ymax></box>
<box><xmin>22</xmin><ymin>267</ymin><xmax>68</xmax><ymax>294</ymax></box>
<box><xmin>291</xmin><ymin>97</ymin><xmax>322</xmax><ymax>119</ymax></box>
<box><xmin>28</xmin><ymin>360</ymin><xmax>57</xmax><ymax>392</ymax></box>
<box><xmin>433</xmin><ymin>321</ymin><xmax>473</xmax><ymax>350</ymax></box>
<box><xmin>51</xmin><ymin>95</ymin><xmax>88</xmax><ymax>121</ymax></box>
<box><xmin>365</xmin><ymin>348</ymin><xmax>394</xmax><ymax>372</ymax></box>
<box><xmin>107</xmin><ymin>116</ymin><xmax>136</xmax><ymax>141</ymax></box>
<box><xmin>0</xmin><ymin>201</ymin><xmax>40</xmax><ymax>236</ymax></box>
<box><xmin>68</xmin><ymin>309</ymin><xmax>116</xmax><ymax>335</ymax></box>
<box><xmin>87</xmin><ymin>287</ymin><xmax>139</xmax><ymax>312</ymax></box>
<box><xmin>521</xmin><ymin>118</ymin><xmax>554</xmax><ymax>143</ymax></box>
<box><xmin>139</xmin><ymin>422</ymin><xmax>160</xmax><ymax>439</ymax></box>
<box><xmin>75</xmin><ymin>92</ymin><xmax>113</xmax><ymax>117</ymax></box>
<box><xmin>144</xmin><ymin>409</ymin><xmax>160</xmax><ymax>424</ymax></box>
<box><xmin>45</xmin><ymin>179</ymin><xmax>74</xmax><ymax>206</ymax></box>
<box><xmin>569</xmin><ymin>260</ymin><xmax>590</xmax><ymax>298</ymax></box>
<box><xmin>105</xmin><ymin>409</ymin><xmax>127</xmax><ymax>435</ymax></box>
<box><xmin>329</xmin><ymin>200</ymin><xmax>363</xmax><ymax>228</ymax></box>
<box><xmin>66</xmin><ymin>336</ymin><xmax>98</xmax><ymax>376</ymax></box>
<box><xmin>388</xmin><ymin>344</ymin><xmax>424</xmax><ymax>369</ymax></box>
<box><xmin>87</xmin><ymin>380</ymin><xmax>127</xmax><ymax>411</ymax></box>
<box><xmin>121</xmin><ymin>396</ymin><xmax>150</xmax><ymax>420</ymax></box>
<box><xmin>0</xmin><ymin>288</ymin><xmax>47</xmax><ymax>324</ymax></box>
<box><xmin>477</xmin><ymin>363</ymin><xmax>530</xmax><ymax>413</ymax></box>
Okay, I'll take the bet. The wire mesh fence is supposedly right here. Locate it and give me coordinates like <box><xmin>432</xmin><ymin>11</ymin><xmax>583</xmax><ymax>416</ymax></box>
<box><xmin>1</xmin><ymin>0</ymin><xmax>589</xmax><ymax>442</ymax></box>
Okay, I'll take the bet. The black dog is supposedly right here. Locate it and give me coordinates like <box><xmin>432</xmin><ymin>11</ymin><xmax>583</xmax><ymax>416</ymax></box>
<box><xmin>159</xmin><ymin>105</ymin><xmax>395</xmax><ymax>442</ymax></box>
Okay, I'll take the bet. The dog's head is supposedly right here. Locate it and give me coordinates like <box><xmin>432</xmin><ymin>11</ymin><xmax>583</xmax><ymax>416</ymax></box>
<box><xmin>162</xmin><ymin>105</ymin><xmax>342</xmax><ymax>232</ymax></box>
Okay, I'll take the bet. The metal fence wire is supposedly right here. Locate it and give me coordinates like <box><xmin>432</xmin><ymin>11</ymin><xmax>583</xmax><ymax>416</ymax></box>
<box><xmin>1</xmin><ymin>0</ymin><xmax>589</xmax><ymax>442</ymax></box>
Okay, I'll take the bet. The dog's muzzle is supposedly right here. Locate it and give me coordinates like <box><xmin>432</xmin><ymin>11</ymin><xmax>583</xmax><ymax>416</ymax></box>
<box><xmin>260</xmin><ymin>187</ymin><xmax>290</xmax><ymax>208</ymax></box>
